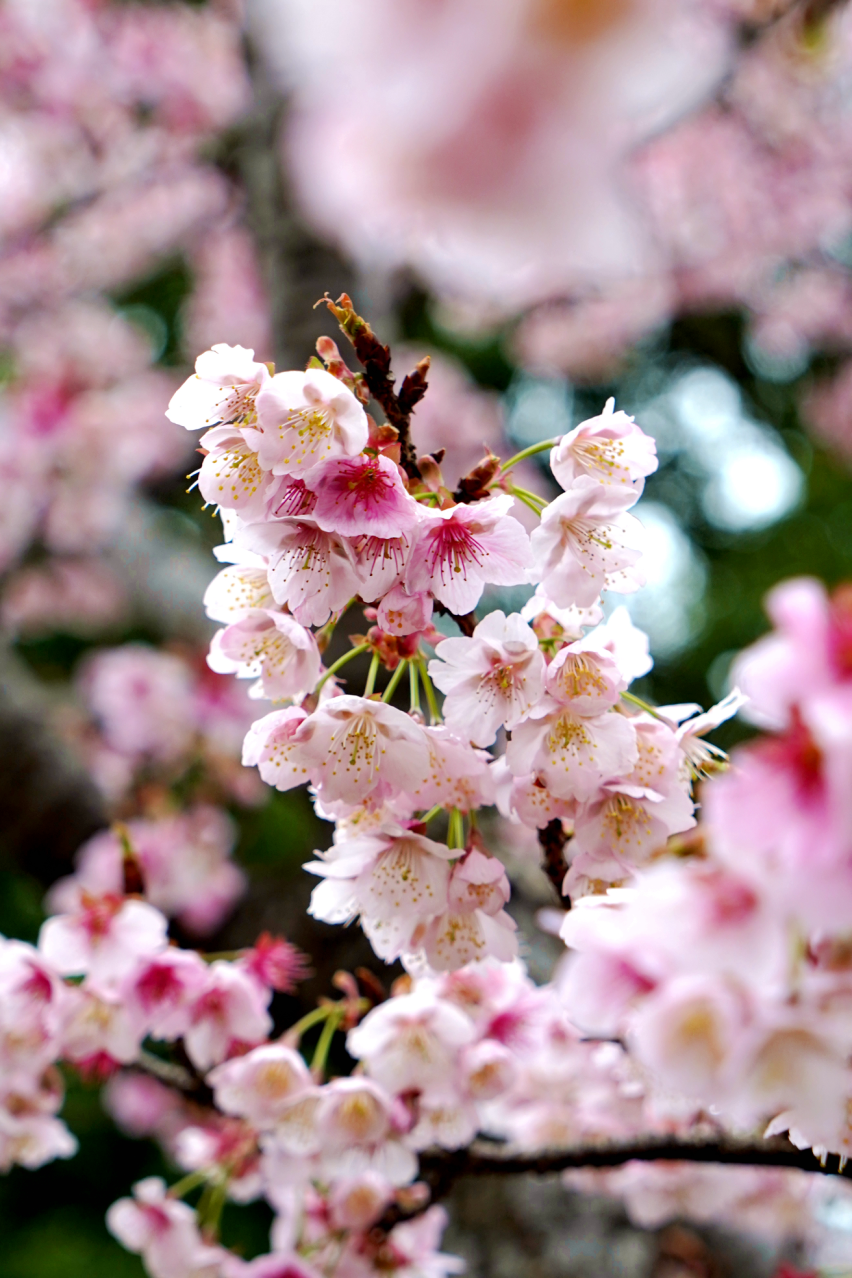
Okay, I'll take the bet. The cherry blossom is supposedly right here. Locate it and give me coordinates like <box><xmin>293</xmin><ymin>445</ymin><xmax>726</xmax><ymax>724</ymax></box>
<box><xmin>234</xmin><ymin>518</ymin><xmax>360</xmax><ymax>628</ymax></box>
<box><xmin>406</xmin><ymin>495</ymin><xmax>531</xmax><ymax>616</ymax></box>
<box><xmin>375</xmin><ymin>585</ymin><xmax>433</xmax><ymax>637</ymax></box>
<box><xmin>294</xmin><ymin>697</ymin><xmax>430</xmax><ymax>807</ymax></box>
<box><xmin>167</xmin><ymin>345</ymin><xmax>271</xmax><ymax>434</ymax></box>
<box><xmin>183</xmin><ymin>962</ymin><xmax>273</xmax><ymax>1072</ymax></box>
<box><xmin>307</xmin><ymin>828</ymin><xmax>455</xmax><ymax>962</ymax></box>
<box><xmin>530</xmin><ymin>478</ymin><xmax>646</xmax><ymax>609</ymax></box>
<box><xmin>428</xmin><ymin>610</ymin><xmax>545</xmax><ymax>746</ymax></box>
<box><xmin>506</xmin><ymin>697</ymin><xmax>638</xmax><ymax>803</ymax></box>
<box><xmin>39</xmin><ymin>896</ymin><xmax>168</xmax><ymax>995</ymax></box>
<box><xmin>311</xmin><ymin>454</ymin><xmax>420</xmax><ymax>539</ymax></box>
<box><xmin>253</xmin><ymin>369</ymin><xmax>369</xmax><ymax>475</ymax></box>
<box><xmin>107</xmin><ymin>1177</ymin><xmax>228</xmax><ymax>1278</ymax></box>
<box><xmin>208</xmin><ymin>609</ymin><xmax>321</xmax><ymax>702</ymax></box>
<box><xmin>550</xmin><ymin>399</ymin><xmax>658</xmax><ymax>494</ymax></box>
<box><xmin>208</xmin><ymin>1044</ymin><xmax>314</xmax><ymax>1128</ymax></box>
<box><xmin>196</xmin><ymin>427</ymin><xmax>276</xmax><ymax>519</ymax></box>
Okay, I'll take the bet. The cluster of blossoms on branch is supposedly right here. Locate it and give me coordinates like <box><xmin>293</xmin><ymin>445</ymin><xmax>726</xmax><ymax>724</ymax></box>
<box><xmin>4</xmin><ymin>298</ymin><xmax>851</xmax><ymax>1278</ymax></box>
<box><xmin>560</xmin><ymin>576</ymin><xmax>852</xmax><ymax>1161</ymax></box>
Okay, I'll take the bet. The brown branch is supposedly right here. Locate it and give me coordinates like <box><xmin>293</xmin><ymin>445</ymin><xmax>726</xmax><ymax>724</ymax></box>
<box><xmin>321</xmin><ymin>294</ymin><xmax>424</xmax><ymax>482</ymax></box>
<box><xmin>415</xmin><ymin>1132</ymin><xmax>852</xmax><ymax>1202</ymax></box>
<box><xmin>538</xmin><ymin>818</ymin><xmax>569</xmax><ymax>901</ymax></box>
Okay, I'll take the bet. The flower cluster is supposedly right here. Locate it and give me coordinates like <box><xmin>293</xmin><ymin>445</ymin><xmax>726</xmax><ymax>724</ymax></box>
<box><xmin>8</xmin><ymin>296</ymin><xmax>852</xmax><ymax>1278</ymax></box>
<box><xmin>101</xmin><ymin>954</ymin><xmax>659</xmax><ymax>1278</ymax></box>
<box><xmin>165</xmin><ymin>312</ymin><xmax>742</xmax><ymax>979</ymax></box>
<box><xmin>560</xmin><ymin>579</ymin><xmax>852</xmax><ymax>1160</ymax></box>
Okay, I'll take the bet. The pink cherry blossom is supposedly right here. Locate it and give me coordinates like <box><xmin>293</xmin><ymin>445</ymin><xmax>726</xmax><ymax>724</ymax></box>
<box><xmin>183</xmin><ymin>962</ymin><xmax>273</xmax><ymax>1071</ymax></box>
<box><xmin>314</xmin><ymin>1077</ymin><xmax>417</xmax><ymax>1186</ymax></box>
<box><xmin>731</xmin><ymin>577</ymin><xmax>850</xmax><ymax>731</ymax></box>
<box><xmin>405</xmin><ymin>725</ymin><xmax>496</xmax><ymax>814</ymax></box>
<box><xmin>253</xmin><ymin>369</ymin><xmax>368</xmax><ymax>476</ymax></box>
<box><xmin>81</xmin><ymin>645</ymin><xmax>197</xmax><ymax>766</ymax></box>
<box><xmin>242</xmin><ymin>705</ymin><xmax>311</xmax><ymax>791</ymax></box>
<box><xmin>350</xmin><ymin>534</ymin><xmax>413</xmax><ymax>603</ymax></box>
<box><xmin>208</xmin><ymin>609</ymin><xmax>321</xmax><ymax>702</ymax></box>
<box><xmin>327</xmin><ymin>1171</ymin><xmax>394</xmax><ymax>1231</ymax></box>
<box><xmin>377</xmin><ymin>585</ymin><xmax>434</xmax><ymax>637</ymax></box>
<box><xmin>49</xmin><ymin>808</ymin><xmax>246</xmax><ymax>939</ymax></box>
<box><xmin>544</xmin><ymin>639</ymin><xmax>626</xmax><ymax>715</ymax></box>
<box><xmin>122</xmin><ymin>950</ymin><xmax>210</xmax><ymax>1041</ymax></box>
<box><xmin>429</xmin><ymin>610</ymin><xmax>545</xmax><ymax>747</ymax></box>
<box><xmin>166</xmin><ymin>344</ymin><xmax>271</xmax><ymax>432</ymax></box>
<box><xmin>294</xmin><ymin>696</ymin><xmax>430</xmax><ymax>807</ymax></box>
<box><xmin>506</xmin><ymin>698</ymin><xmax>638</xmax><ymax>803</ymax></box>
<box><xmin>531</xmin><ymin>479</ymin><xmax>646</xmax><ymax>609</ymax></box>
<box><xmin>521</xmin><ymin>587</ymin><xmax>604</xmax><ymax>642</ymax></box>
<box><xmin>208</xmin><ymin>1044</ymin><xmax>313</xmax><ymax>1128</ymax></box>
<box><xmin>107</xmin><ymin>1177</ymin><xmax>228</xmax><ymax>1278</ymax></box>
<box><xmin>307</xmin><ymin>828</ymin><xmax>455</xmax><ymax>963</ymax></box>
<box><xmin>60</xmin><ymin>985</ymin><xmax>145</xmax><ymax>1070</ymax></box>
<box><xmin>310</xmin><ymin>454</ymin><xmax>420</xmax><ymax>539</ymax></box>
<box><xmin>412</xmin><ymin>904</ymin><xmax>518</xmax><ymax>973</ymax></box>
<box><xmin>347</xmin><ymin>985</ymin><xmax>475</xmax><ymax>1096</ymax></box>
<box><xmin>39</xmin><ymin>896</ymin><xmax>168</xmax><ymax>995</ymax></box>
<box><xmin>406</xmin><ymin>495</ymin><xmax>531</xmax><ymax>616</ymax></box>
<box><xmin>236</xmin><ymin>517</ymin><xmax>360</xmax><ymax>628</ymax></box>
<box><xmin>582</xmin><ymin>605</ymin><xmax>654</xmax><ymax>683</ymax></box>
<box><xmin>550</xmin><ymin>398</ymin><xmax>658</xmax><ymax>495</ymax></box>
<box><xmin>493</xmin><ymin>757</ymin><xmax>577</xmax><ymax>831</ymax></box>
<box><xmin>385</xmin><ymin>1205</ymin><xmax>465</xmax><ymax>1278</ymax></box>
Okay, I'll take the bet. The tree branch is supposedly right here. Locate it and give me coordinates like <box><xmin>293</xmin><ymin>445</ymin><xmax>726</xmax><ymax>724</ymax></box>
<box><xmin>416</xmin><ymin>1132</ymin><xmax>852</xmax><ymax>1203</ymax></box>
<box><xmin>321</xmin><ymin>293</ymin><xmax>425</xmax><ymax>481</ymax></box>
<box><xmin>538</xmin><ymin>818</ymin><xmax>569</xmax><ymax>901</ymax></box>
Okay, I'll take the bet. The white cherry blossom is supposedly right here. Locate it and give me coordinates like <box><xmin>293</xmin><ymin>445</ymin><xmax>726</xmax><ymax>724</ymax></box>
<box><xmin>531</xmin><ymin>479</ymin><xmax>646</xmax><ymax>609</ymax></box>
<box><xmin>166</xmin><ymin>344</ymin><xmax>270</xmax><ymax>432</ymax></box>
<box><xmin>253</xmin><ymin>368</ymin><xmax>369</xmax><ymax>475</ymax></box>
<box><xmin>550</xmin><ymin>398</ymin><xmax>657</xmax><ymax>494</ymax></box>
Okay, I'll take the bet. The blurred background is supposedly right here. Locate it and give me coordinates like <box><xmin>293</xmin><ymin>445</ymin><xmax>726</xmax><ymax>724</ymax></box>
<box><xmin>2</xmin><ymin>0</ymin><xmax>852</xmax><ymax>1275</ymax></box>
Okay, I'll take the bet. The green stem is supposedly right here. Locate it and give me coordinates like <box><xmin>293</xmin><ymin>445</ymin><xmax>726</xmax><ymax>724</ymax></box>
<box><xmin>381</xmin><ymin>659</ymin><xmax>408</xmax><ymax>703</ymax></box>
<box><xmin>286</xmin><ymin>1004</ymin><xmax>334</xmax><ymax>1043</ymax></box>
<box><xmin>496</xmin><ymin>437</ymin><xmax>560</xmax><ymax>474</ymax></box>
<box><xmin>198</xmin><ymin>1174</ymin><xmax>229</xmax><ymax>1239</ymax></box>
<box><xmin>363</xmin><ymin>652</ymin><xmax>381</xmax><ymax>697</ymax></box>
<box><xmin>420</xmin><ymin>803</ymin><xmax>444</xmax><ymax>825</ymax></box>
<box><xmin>418</xmin><ymin>658</ymin><xmax>441</xmax><ymax>724</ymax></box>
<box><xmin>448</xmin><ymin>807</ymin><xmax>465</xmax><ymax>851</ymax></box>
<box><xmin>169</xmin><ymin>1169</ymin><xmax>210</xmax><ymax>1200</ymax></box>
<box><xmin>311</xmin><ymin>1007</ymin><xmax>344</xmax><ymax>1078</ymax></box>
<box><xmin>507</xmin><ymin>486</ymin><xmax>547</xmax><ymax>517</ymax></box>
<box><xmin>409</xmin><ymin>661</ymin><xmax>421</xmax><ymax>714</ymax></box>
<box><xmin>621</xmin><ymin>690</ymin><xmax>664</xmax><ymax>721</ymax></box>
<box><xmin>315</xmin><ymin>643</ymin><xmax>370</xmax><ymax>694</ymax></box>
